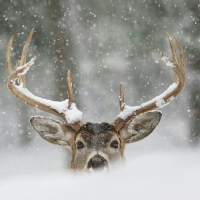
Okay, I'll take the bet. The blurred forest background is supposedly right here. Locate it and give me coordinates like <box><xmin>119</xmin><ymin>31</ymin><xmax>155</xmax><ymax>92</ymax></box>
<box><xmin>0</xmin><ymin>0</ymin><xmax>200</xmax><ymax>166</ymax></box>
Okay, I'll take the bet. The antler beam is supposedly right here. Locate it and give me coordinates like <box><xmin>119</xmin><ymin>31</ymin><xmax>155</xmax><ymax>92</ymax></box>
<box><xmin>6</xmin><ymin>29</ymin><xmax>83</xmax><ymax>132</ymax></box>
<box><xmin>113</xmin><ymin>33</ymin><xmax>185</xmax><ymax>131</ymax></box>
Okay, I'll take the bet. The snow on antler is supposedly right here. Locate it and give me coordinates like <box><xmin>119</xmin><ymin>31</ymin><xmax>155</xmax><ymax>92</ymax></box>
<box><xmin>6</xmin><ymin>29</ymin><xmax>83</xmax><ymax>131</ymax></box>
<box><xmin>113</xmin><ymin>33</ymin><xmax>185</xmax><ymax>131</ymax></box>
<box><xmin>117</xmin><ymin>82</ymin><xmax>178</xmax><ymax>120</ymax></box>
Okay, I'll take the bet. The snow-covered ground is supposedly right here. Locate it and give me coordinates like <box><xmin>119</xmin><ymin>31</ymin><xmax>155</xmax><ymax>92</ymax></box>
<box><xmin>0</xmin><ymin>148</ymin><xmax>200</xmax><ymax>200</ymax></box>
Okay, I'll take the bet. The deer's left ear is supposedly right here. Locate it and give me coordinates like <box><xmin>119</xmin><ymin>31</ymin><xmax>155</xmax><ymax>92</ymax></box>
<box><xmin>30</xmin><ymin>116</ymin><xmax>75</xmax><ymax>147</ymax></box>
<box><xmin>120</xmin><ymin>111</ymin><xmax>162</xmax><ymax>143</ymax></box>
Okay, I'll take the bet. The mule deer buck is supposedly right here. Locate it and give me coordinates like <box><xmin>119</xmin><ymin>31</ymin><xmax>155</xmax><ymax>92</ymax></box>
<box><xmin>6</xmin><ymin>29</ymin><xmax>185</xmax><ymax>171</ymax></box>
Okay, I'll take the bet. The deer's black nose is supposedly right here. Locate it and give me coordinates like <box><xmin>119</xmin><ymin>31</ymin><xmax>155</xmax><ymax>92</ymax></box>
<box><xmin>88</xmin><ymin>155</ymin><xmax>108</xmax><ymax>170</ymax></box>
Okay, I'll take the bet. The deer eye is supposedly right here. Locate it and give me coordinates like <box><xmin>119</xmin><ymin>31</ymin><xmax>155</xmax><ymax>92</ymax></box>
<box><xmin>110</xmin><ymin>140</ymin><xmax>119</xmax><ymax>149</ymax></box>
<box><xmin>76</xmin><ymin>141</ymin><xmax>85</xmax><ymax>149</ymax></box>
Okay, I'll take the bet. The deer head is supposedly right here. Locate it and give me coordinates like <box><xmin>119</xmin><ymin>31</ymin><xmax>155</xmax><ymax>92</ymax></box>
<box><xmin>6</xmin><ymin>29</ymin><xmax>185</xmax><ymax>171</ymax></box>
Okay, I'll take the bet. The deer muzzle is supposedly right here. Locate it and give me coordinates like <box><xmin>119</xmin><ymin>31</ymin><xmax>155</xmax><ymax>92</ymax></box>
<box><xmin>87</xmin><ymin>155</ymin><xmax>108</xmax><ymax>171</ymax></box>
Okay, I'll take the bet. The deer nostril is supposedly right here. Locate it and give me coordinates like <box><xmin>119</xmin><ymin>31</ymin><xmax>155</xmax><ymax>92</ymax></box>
<box><xmin>88</xmin><ymin>155</ymin><xmax>108</xmax><ymax>170</ymax></box>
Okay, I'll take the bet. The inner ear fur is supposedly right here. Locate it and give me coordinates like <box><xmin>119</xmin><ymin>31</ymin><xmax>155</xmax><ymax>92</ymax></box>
<box><xmin>30</xmin><ymin>116</ymin><xmax>76</xmax><ymax>146</ymax></box>
<box><xmin>120</xmin><ymin>111</ymin><xmax>162</xmax><ymax>143</ymax></box>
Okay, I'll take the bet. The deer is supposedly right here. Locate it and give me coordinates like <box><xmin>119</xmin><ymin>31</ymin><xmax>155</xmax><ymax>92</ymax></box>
<box><xmin>6</xmin><ymin>29</ymin><xmax>185</xmax><ymax>171</ymax></box>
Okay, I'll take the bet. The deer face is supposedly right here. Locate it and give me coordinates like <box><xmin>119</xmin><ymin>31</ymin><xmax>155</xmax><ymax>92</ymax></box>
<box><xmin>71</xmin><ymin>123</ymin><xmax>124</xmax><ymax>170</ymax></box>
<box><xmin>30</xmin><ymin>111</ymin><xmax>161</xmax><ymax>171</ymax></box>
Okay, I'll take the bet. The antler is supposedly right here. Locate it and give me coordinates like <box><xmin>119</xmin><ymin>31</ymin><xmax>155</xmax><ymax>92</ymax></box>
<box><xmin>6</xmin><ymin>29</ymin><xmax>83</xmax><ymax>132</ymax></box>
<box><xmin>113</xmin><ymin>33</ymin><xmax>185</xmax><ymax>131</ymax></box>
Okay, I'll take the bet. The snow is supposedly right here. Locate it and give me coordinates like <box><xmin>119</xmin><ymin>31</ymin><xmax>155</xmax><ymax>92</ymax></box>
<box><xmin>161</xmin><ymin>55</ymin><xmax>174</xmax><ymax>68</ymax></box>
<box><xmin>1</xmin><ymin>2</ymin><xmax>199</xmax><ymax>200</ymax></box>
<box><xmin>155</xmin><ymin>98</ymin><xmax>166</xmax><ymax>107</ymax></box>
<box><xmin>17</xmin><ymin>56</ymin><xmax>36</xmax><ymax>76</ymax></box>
<box><xmin>65</xmin><ymin>103</ymin><xmax>83</xmax><ymax>124</ymax></box>
<box><xmin>118</xmin><ymin>83</ymin><xmax>178</xmax><ymax>119</ymax></box>
<box><xmin>0</xmin><ymin>149</ymin><xmax>200</xmax><ymax>200</ymax></box>
<box><xmin>13</xmin><ymin>58</ymin><xmax>83</xmax><ymax>124</ymax></box>
<box><xmin>117</xmin><ymin>105</ymin><xmax>141</xmax><ymax>119</ymax></box>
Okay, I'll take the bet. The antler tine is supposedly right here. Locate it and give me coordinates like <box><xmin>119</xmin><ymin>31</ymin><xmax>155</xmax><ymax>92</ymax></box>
<box><xmin>119</xmin><ymin>83</ymin><xmax>125</xmax><ymax>111</ymax></box>
<box><xmin>6</xmin><ymin>35</ymin><xmax>14</xmax><ymax>75</ymax></box>
<box><xmin>166</xmin><ymin>33</ymin><xmax>178</xmax><ymax>82</ymax></box>
<box><xmin>20</xmin><ymin>28</ymin><xmax>34</xmax><ymax>87</ymax></box>
<box><xmin>174</xmin><ymin>36</ymin><xmax>185</xmax><ymax>73</ymax></box>
<box><xmin>67</xmin><ymin>70</ymin><xmax>74</xmax><ymax>108</ymax></box>
<box><xmin>66</xmin><ymin>70</ymin><xmax>84</xmax><ymax>132</ymax></box>
<box><xmin>166</xmin><ymin>32</ymin><xmax>179</xmax><ymax>65</ymax></box>
<box><xmin>168</xmin><ymin>34</ymin><xmax>185</xmax><ymax>93</ymax></box>
<box><xmin>112</xmin><ymin>33</ymin><xmax>186</xmax><ymax>131</ymax></box>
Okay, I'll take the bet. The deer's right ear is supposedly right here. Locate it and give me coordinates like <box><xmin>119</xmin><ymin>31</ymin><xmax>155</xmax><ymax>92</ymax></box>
<box><xmin>30</xmin><ymin>116</ymin><xmax>75</xmax><ymax>147</ymax></box>
<box><xmin>120</xmin><ymin>111</ymin><xmax>162</xmax><ymax>143</ymax></box>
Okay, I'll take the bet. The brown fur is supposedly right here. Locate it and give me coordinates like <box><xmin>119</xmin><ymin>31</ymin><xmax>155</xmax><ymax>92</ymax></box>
<box><xmin>30</xmin><ymin>111</ymin><xmax>162</xmax><ymax>171</ymax></box>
